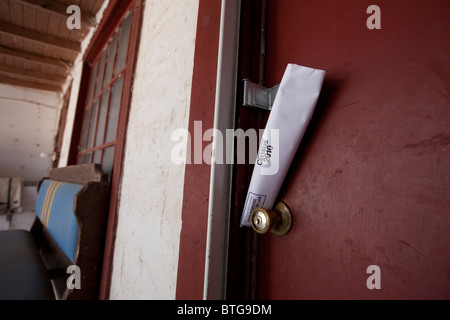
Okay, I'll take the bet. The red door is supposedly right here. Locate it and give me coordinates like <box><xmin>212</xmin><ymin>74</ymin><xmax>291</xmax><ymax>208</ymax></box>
<box><xmin>250</xmin><ymin>0</ymin><xmax>449</xmax><ymax>299</ymax></box>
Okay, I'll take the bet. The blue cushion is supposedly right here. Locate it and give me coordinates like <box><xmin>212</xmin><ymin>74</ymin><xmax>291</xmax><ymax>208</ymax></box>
<box><xmin>35</xmin><ymin>180</ymin><xmax>84</xmax><ymax>263</ymax></box>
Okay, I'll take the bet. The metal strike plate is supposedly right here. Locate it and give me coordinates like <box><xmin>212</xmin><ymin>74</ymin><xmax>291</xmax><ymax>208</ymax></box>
<box><xmin>242</xmin><ymin>79</ymin><xmax>279</xmax><ymax>111</ymax></box>
<box><xmin>250</xmin><ymin>201</ymin><xmax>293</xmax><ymax>236</ymax></box>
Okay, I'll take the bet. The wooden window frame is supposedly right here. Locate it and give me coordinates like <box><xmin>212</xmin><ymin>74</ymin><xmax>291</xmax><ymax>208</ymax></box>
<box><xmin>76</xmin><ymin>9</ymin><xmax>133</xmax><ymax>170</ymax></box>
<box><xmin>67</xmin><ymin>0</ymin><xmax>143</xmax><ymax>300</ymax></box>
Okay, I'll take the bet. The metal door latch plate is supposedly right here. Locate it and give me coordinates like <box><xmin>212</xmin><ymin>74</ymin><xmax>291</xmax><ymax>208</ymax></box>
<box><xmin>242</xmin><ymin>79</ymin><xmax>279</xmax><ymax>111</ymax></box>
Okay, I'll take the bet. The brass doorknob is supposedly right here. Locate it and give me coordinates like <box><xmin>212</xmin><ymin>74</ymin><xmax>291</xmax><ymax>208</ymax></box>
<box><xmin>250</xmin><ymin>201</ymin><xmax>293</xmax><ymax>236</ymax></box>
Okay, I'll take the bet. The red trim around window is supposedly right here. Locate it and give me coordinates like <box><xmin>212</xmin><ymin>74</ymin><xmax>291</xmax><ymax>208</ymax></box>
<box><xmin>99</xmin><ymin>0</ymin><xmax>143</xmax><ymax>300</ymax></box>
<box><xmin>67</xmin><ymin>0</ymin><xmax>143</xmax><ymax>300</ymax></box>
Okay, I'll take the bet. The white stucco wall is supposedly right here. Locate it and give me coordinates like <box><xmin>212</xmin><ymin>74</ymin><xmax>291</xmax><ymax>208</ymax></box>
<box><xmin>58</xmin><ymin>1</ymin><xmax>110</xmax><ymax>167</ymax></box>
<box><xmin>0</xmin><ymin>84</ymin><xmax>61</xmax><ymax>182</ymax></box>
<box><xmin>56</xmin><ymin>59</ymin><xmax>83</xmax><ymax>168</ymax></box>
<box><xmin>109</xmin><ymin>0</ymin><xmax>199</xmax><ymax>299</ymax></box>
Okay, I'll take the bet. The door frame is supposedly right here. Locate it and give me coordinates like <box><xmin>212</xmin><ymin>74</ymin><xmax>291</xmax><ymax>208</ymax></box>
<box><xmin>202</xmin><ymin>0</ymin><xmax>271</xmax><ymax>300</ymax></box>
<box><xmin>226</xmin><ymin>0</ymin><xmax>269</xmax><ymax>300</ymax></box>
<box><xmin>175</xmin><ymin>0</ymin><xmax>268</xmax><ymax>300</ymax></box>
<box><xmin>202</xmin><ymin>0</ymin><xmax>241</xmax><ymax>300</ymax></box>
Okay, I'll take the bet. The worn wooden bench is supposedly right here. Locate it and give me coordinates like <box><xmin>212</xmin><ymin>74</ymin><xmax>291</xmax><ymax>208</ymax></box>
<box><xmin>0</xmin><ymin>164</ymin><xmax>109</xmax><ymax>300</ymax></box>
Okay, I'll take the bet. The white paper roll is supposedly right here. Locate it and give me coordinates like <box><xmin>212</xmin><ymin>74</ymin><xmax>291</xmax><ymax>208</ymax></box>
<box><xmin>240</xmin><ymin>63</ymin><xmax>326</xmax><ymax>227</ymax></box>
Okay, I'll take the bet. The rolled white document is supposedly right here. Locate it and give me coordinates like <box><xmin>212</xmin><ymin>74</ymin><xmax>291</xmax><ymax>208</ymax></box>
<box><xmin>240</xmin><ymin>63</ymin><xmax>326</xmax><ymax>227</ymax></box>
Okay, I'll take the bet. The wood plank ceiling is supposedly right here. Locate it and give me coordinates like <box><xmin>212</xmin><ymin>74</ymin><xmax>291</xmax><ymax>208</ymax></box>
<box><xmin>0</xmin><ymin>0</ymin><xmax>107</xmax><ymax>93</ymax></box>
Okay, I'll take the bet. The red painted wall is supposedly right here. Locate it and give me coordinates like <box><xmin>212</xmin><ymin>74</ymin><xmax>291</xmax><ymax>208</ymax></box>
<box><xmin>175</xmin><ymin>0</ymin><xmax>221</xmax><ymax>300</ymax></box>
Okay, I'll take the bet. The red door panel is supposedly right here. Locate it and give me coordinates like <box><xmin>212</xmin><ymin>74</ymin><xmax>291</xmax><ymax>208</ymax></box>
<box><xmin>257</xmin><ymin>0</ymin><xmax>450</xmax><ymax>299</ymax></box>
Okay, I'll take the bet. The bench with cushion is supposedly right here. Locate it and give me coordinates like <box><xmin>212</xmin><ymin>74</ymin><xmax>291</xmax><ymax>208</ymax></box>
<box><xmin>0</xmin><ymin>164</ymin><xmax>109</xmax><ymax>300</ymax></box>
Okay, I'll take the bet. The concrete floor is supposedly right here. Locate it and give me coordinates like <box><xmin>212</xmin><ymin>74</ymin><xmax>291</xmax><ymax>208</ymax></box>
<box><xmin>0</xmin><ymin>186</ymin><xmax>37</xmax><ymax>231</ymax></box>
<box><xmin>0</xmin><ymin>211</ymin><xmax>36</xmax><ymax>231</ymax></box>
<box><xmin>0</xmin><ymin>186</ymin><xmax>59</xmax><ymax>299</ymax></box>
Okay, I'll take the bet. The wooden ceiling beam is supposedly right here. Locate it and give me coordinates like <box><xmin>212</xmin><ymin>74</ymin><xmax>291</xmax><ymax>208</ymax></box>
<box><xmin>13</xmin><ymin>0</ymin><xmax>97</xmax><ymax>27</ymax></box>
<box><xmin>0</xmin><ymin>45</ymin><xmax>72</xmax><ymax>72</ymax></box>
<box><xmin>0</xmin><ymin>75</ymin><xmax>62</xmax><ymax>92</ymax></box>
<box><xmin>0</xmin><ymin>64</ymin><xmax>67</xmax><ymax>84</ymax></box>
<box><xmin>0</xmin><ymin>21</ymin><xmax>81</xmax><ymax>53</ymax></box>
